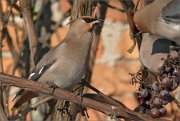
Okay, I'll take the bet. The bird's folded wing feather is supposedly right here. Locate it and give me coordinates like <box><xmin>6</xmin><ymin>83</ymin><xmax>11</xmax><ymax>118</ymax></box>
<box><xmin>162</xmin><ymin>0</ymin><xmax>180</xmax><ymax>23</ymax></box>
<box><xmin>29</xmin><ymin>60</ymin><xmax>56</xmax><ymax>81</ymax></box>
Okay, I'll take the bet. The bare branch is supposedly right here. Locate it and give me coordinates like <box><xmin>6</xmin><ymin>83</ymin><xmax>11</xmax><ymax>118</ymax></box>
<box><xmin>19</xmin><ymin>0</ymin><xmax>38</xmax><ymax>67</ymax></box>
<box><xmin>118</xmin><ymin>0</ymin><xmax>141</xmax><ymax>53</ymax></box>
<box><xmin>0</xmin><ymin>73</ymin><xmax>169</xmax><ymax>121</ymax></box>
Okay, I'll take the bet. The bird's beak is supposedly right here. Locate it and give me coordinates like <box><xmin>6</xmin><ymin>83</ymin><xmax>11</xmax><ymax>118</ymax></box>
<box><xmin>91</xmin><ymin>19</ymin><xmax>104</xmax><ymax>25</ymax></box>
<box><xmin>90</xmin><ymin>19</ymin><xmax>104</xmax><ymax>31</ymax></box>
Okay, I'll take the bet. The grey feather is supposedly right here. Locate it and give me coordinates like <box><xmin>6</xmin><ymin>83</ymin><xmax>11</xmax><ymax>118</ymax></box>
<box><xmin>162</xmin><ymin>0</ymin><xmax>180</xmax><ymax>23</ymax></box>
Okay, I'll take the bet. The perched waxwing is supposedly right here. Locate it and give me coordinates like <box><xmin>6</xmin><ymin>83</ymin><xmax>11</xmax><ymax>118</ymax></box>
<box><xmin>12</xmin><ymin>16</ymin><xmax>102</xmax><ymax>109</ymax></box>
<box><xmin>140</xmin><ymin>33</ymin><xmax>176</xmax><ymax>73</ymax></box>
<box><xmin>134</xmin><ymin>0</ymin><xmax>180</xmax><ymax>45</ymax></box>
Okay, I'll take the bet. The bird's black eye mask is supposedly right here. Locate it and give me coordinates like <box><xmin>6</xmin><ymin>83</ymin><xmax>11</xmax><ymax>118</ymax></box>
<box><xmin>81</xmin><ymin>18</ymin><xmax>97</xmax><ymax>23</ymax></box>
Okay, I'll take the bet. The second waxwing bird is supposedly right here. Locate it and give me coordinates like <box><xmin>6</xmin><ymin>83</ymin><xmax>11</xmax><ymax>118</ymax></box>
<box><xmin>12</xmin><ymin>16</ymin><xmax>102</xmax><ymax>110</ymax></box>
<box><xmin>140</xmin><ymin>33</ymin><xmax>176</xmax><ymax>74</ymax></box>
<box><xmin>134</xmin><ymin>0</ymin><xmax>180</xmax><ymax>45</ymax></box>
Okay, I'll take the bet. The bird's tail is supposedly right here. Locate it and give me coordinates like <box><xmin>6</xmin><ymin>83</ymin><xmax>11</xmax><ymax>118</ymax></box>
<box><xmin>11</xmin><ymin>91</ymin><xmax>38</xmax><ymax>111</ymax></box>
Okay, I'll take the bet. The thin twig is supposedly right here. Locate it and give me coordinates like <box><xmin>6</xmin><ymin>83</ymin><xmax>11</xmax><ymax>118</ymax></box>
<box><xmin>0</xmin><ymin>1</ymin><xmax>12</xmax><ymax>120</ymax></box>
<box><xmin>118</xmin><ymin>0</ymin><xmax>141</xmax><ymax>53</ymax></box>
<box><xmin>19</xmin><ymin>0</ymin><xmax>38</xmax><ymax>68</ymax></box>
<box><xmin>99</xmin><ymin>1</ymin><xmax>124</xmax><ymax>12</ymax></box>
<box><xmin>84</xmin><ymin>82</ymin><xmax>127</xmax><ymax>109</ymax></box>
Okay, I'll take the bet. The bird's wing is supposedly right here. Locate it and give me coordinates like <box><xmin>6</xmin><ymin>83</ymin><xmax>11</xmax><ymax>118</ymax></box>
<box><xmin>30</xmin><ymin>41</ymin><xmax>68</xmax><ymax>81</ymax></box>
<box><xmin>162</xmin><ymin>0</ymin><xmax>180</xmax><ymax>23</ymax></box>
<box><xmin>29</xmin><ymin>59</ymin><xmax>56</xmax><ymax>81</ymax></box>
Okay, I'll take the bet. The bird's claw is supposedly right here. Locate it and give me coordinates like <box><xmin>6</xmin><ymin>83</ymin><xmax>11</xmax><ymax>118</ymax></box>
<box><xmin>47</xmin><ymin>82</ymin><xmax>58</xmax><ymax>94</ymax></box>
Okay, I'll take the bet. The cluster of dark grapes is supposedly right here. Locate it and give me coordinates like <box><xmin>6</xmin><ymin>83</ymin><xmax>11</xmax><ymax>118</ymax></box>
<box><xmin>135</xmin><ymin>47</ymin><xmax>179</xmax><ymax>118</ymax></box>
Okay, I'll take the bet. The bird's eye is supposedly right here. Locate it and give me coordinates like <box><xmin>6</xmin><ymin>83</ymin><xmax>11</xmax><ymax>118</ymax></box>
<box><xmin>82</xmin><ymin>18</ymin><xmax>97</xmax><ymax>23</ymax></box>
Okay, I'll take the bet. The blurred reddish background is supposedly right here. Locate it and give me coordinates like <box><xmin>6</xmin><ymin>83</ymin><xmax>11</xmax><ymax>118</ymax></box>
<box><xmin>0</xmin><ymin>0</ymin><xmax>177</xmax><ymax>120</ymax></box>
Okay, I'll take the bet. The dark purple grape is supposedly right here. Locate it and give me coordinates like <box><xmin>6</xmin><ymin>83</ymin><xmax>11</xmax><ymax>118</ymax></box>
<box><xmin>140</xmin><ymin>89</ymin><xmax>148</xmax><ymax>98</ymax></box>
<box><xmin>161</xmin><ymin>99</ymin><xmax>168</xmax><ymax>105</ymax></box>
<box><xmin>152</xmin><ymin>81</ymin><xmax>160</xmax><ymax>92</ymax></box>
<box><xmin>160</xmin><ymin>90</ymin><xmax>174</xmax><ymax>102</ymax></box>
<box><xmin>137</xmin><ymin>95</ymin><xmax>145</xmax><ymax>104</ymax></box>
<box><xmin>150</xmin><ymin>108</ymin><xmax>160</xmax><ymax>118</ymax></box>
<box><xmin>161</xmin><ymin>77</ymin><xmax>172</xmax><ymax>87</ymax></box>
<box><xmin>152</xmin><ymin>97</ymin><xmax>162</xmax><ymax>108</ymax></box>
<box><xmin>170</xmin><ymin>50</ymin><xmax>178</xmax><ymax>60</ymax></box>
<box><xmin>159</xmin><ymin>107</ymin><xmax>167</xmax><ymax>116</ymax></box>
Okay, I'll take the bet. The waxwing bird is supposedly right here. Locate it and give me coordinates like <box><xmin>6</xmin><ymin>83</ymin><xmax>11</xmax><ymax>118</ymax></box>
<box><xmin>134</xmin><ymin>0</ymin><xmax>180</xmax><ymax>45</ymax></box>
<box><xmin>140</xmin><ymin>33</ymin><xmax>176</xmax><ymax>73</ymax></box>
<box><xmin>12</xmin><ymin>16</ymin><xmax>102</xmax><ymax>110</ymax></box>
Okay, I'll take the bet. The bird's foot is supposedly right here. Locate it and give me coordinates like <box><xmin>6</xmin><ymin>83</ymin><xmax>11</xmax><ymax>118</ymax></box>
<box><xmin>73</xmin><ymin>80</ymin><xmax>89</xmax><ymax>103</ymax></box>
<box><xmin>47</xmin><ymin>82</ymin><xmax>58</xmax><ymax>94</ymax></box>
<box><xmin>73</xmin><ymin>78</ymin><xmax>88</xmax><ymax>93</ymax></box>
